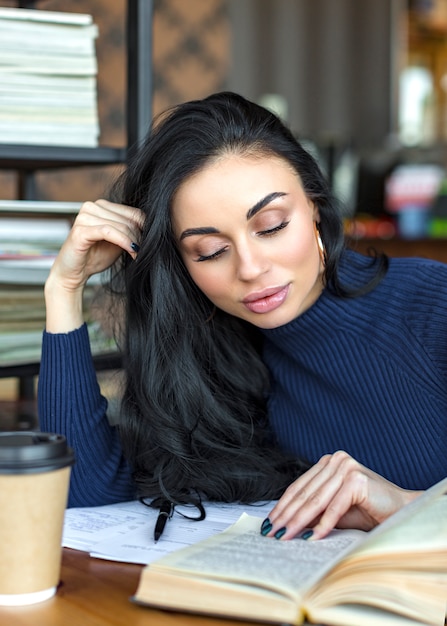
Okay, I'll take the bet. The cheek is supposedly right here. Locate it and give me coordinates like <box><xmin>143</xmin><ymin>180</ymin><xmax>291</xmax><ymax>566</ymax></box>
<box><xmin>279</xmin><ymin>226</ymin><xmax>318</xmax><ymax>269</ymax></box>
<box><xmin>183</xmin><ymin>260</ymin><xmax>226</xmax><ymax>300</ymax></box>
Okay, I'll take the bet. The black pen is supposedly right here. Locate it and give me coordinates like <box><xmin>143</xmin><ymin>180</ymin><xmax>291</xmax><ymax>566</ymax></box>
<box><xmin>153</xmin><ymin>500</ymin><xmax>173</xmax><ymax>543</ymax></box>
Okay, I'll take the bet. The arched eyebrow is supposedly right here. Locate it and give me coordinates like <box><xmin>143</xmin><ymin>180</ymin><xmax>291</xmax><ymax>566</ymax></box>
<box><xmin>246</xmin><ymin>191</ymin><xmax>287</xmax><ymax>220</ymax></box>
<box><xmin>180</xmin><ymin>226</ymin><xmax>219</xmax><ymax>240</ymax></box>
<box><xmin>179</xmin><ymin>191</ymin><xmax>288</xmax><ymax>241</ymax></box>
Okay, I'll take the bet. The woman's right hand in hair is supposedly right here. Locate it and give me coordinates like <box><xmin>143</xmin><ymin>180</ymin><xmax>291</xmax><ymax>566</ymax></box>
<box><xmin>45</xmin><ymin>199</ymin><xmax>144</xmax><ymax>333</ymax></box>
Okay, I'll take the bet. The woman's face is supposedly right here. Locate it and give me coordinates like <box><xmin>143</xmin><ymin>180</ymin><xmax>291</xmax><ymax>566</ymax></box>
<box><xmin>172</xmin><ymin>154</ymin><xmax>325</xmax><ymax>329</ymax></box>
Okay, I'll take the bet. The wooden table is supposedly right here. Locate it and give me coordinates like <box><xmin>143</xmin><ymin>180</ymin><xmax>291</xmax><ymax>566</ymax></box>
<box><xmin>0</xmin><ymin>548</ymin><xmax>267</xmax><ymax>626</ymax></box>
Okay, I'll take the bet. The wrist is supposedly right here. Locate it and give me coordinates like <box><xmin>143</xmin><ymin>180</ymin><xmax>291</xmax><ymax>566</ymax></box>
<box><xmin>403</xmin><ymin>489</ymin><xmax>424</xmax><ymax>506</ymax></box>
<box><xmin>44</xmin><ymin>272</ymin><xmax>85</xmax><ymax>333</ymax></box>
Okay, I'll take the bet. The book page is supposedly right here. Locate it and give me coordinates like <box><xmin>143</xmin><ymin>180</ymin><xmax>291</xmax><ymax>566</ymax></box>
<box><xmin>151</xmin><ymin>514</ymin><xmax>365</xmax><ymax>600</ymax></box>
<box><xmin>0</xmin><ymin>7</ymin><xmax>93</xmax><ymax>25</ymax></box>
<box><xmin>351</xmin><ymin>480</ymin><xmax>447</xmax><ymax>557</ymax></box>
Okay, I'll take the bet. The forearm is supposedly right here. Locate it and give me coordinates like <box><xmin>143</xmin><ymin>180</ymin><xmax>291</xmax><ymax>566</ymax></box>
<box><xmin>39</xmin><ymin>199</ymin><xmax>145</xmax><ymax>504</ymax></box>
<box><xmin>37</xmin><ymin>325</ymin><xmax>136</xmax><ymax>506</ymax></box>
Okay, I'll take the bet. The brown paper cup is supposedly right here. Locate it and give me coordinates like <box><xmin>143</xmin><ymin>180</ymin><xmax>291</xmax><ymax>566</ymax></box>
<box><xmin>0</xmin><ymin>432</ymin><xmax>74</xmax><ymax>605</ymax></box>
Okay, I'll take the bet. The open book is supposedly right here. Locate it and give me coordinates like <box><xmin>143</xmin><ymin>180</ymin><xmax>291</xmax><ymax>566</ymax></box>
<box><xmin>133</xmin><ymin>477</ymin><xmax>447</xmax><ymax>626</ymax></box>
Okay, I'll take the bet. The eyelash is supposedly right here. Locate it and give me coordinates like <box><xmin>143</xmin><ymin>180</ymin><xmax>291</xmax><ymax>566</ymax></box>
<box><xmin>258</xmin><ymin>220</ymin><xmax>289</xmax><ymax>236</ymax></box>
<box><xmin>197</xmin><ymin>248</ymin><xmax>228</xmax><ymax>262</ymax></box>
<box><xmin>196</xmin><ymin>220</ymin><xmax>290</xmax><ymax>262</ymax></box>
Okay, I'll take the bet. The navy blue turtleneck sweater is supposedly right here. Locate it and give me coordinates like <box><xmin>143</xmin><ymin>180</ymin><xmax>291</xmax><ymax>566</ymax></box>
<box><xmin>38</xmin><ymin>251</ymin><xmax>447</xmax><ymax>506</ymax></box>
<box><xmin>261</xmin><ymin>251</ymin><xmax>447</xmax><ymax>491</ymax></box>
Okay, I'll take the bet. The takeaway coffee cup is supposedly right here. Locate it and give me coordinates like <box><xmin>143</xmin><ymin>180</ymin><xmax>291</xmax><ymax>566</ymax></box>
<box><xmin>0</xmin><ymin>431</ymin><xmax>74</xmax><ymax>606</ymax></box>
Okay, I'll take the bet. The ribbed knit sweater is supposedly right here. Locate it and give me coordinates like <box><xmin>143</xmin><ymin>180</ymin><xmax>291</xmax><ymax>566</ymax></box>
<box><xmin>38</xmin><ymin>324</ymin><xmax>135</xmax><ymax>507</ymax></box>
<box><xmin>38</xmin><ymin>250</ymin><xmax>447</xmax><ymax>506</ymax></box>
<box><xmin>261</xmin><ymin>250</ymin><xmax>447</xmax><ymax>491</ymax></box>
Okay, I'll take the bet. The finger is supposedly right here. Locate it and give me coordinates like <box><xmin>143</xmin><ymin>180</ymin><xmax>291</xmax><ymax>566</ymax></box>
<box><xmin>69</xmin><ymin>211</ymin><xmax>142</xmax><ymax>260</ymax></box>
<box><xmin>275</xmin><ymin>456</ymin><xmax>373</xmax><ymax>540</ymax></box>
<box><xmin>68</xmin><ymin>222</ymin><xmax>132</xmax><ymax>256</ymax></box>
<box><xmin>77</xmin><ymin>200</ymin><xmax>144</xmax><ymax>244</ymax></box>
<box><xmin>90</xmin><ymin>199</ymin><xmax>146</xmax><ymax>230</ymax></box>
<box><xmin>267</xmin><ymin>452</ymin><xmax>345</xmax><ymax>526</ymax></box>
<box><xmin>309</xmin><ymin>475</ymin><xmax>369</xmax><ymax>540</ymax></box>
<box><xmin>271</xmin><ymin>472</ymin><xmax>346</xmax><ymax>540</ymax></box>
<box><xmin>264</xmin><ymin>452</ymin><xmax>358</xmax><ymax>539</ymax></box>
<box><xmin>268</xmin><ymin>456</ymin><xmax>333</xmax><ymax>518</ymax></box>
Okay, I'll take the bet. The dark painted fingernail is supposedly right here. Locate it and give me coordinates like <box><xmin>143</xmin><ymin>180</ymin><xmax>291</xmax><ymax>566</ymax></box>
<box><xmin>260</xmin><ymin>518</ymin><xmax>272</xmax><ymax>535</ymax></box>
<box><xmin>130</xmin><ymin>241</ymin><xmax>140</xmax><ymax>253</ymax></box>
<box><xmin>261</xmin><ymin>518</ymin><xmax>271</xmax><ymax>531</ymax></box>
<box><xmin>274</xmin><ymin>527</ymin><xmax>286</xmax><ymax>540</ymax></box>
<box><xmin>301</xmin><ymin>530</ymin><xmax>313</xmax><ymax>540</ymax></box>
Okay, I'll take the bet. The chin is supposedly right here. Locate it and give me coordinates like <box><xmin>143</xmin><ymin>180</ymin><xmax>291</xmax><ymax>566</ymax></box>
<box><xmin>248</xmin><ymin>311</ymin><xmax>297</xmax><ymax>330</ymax></box>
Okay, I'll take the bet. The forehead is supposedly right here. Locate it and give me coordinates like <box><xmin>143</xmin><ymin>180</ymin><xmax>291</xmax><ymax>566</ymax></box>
<box><xmin>173</xmin><ymin>154</ymin><xmax>302</xmax><ymax>214</ymax></box>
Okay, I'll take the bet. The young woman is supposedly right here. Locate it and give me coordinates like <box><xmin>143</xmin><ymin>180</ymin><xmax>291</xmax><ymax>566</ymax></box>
<box><xmin>38</xmin><ymin>92</ymin><xmax>447</xmax><ymax>541</ymax></box>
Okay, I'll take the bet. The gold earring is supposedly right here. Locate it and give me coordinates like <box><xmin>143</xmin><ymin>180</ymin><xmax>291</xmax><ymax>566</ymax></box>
<box><xmin>314</xmin><ymin>222</ymin><xmax>325</xmax><ymax>261</ymax></box>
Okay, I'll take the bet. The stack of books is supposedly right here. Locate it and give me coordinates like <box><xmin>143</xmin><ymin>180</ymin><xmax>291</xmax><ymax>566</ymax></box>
<box><xmin>0</xmin><ymin>283</ymin><xmax>117</xmax><ymax>368</ymax></box>
<box><xmin>0</xmin><ymin>7</ymin><xmax>99</xmax><ymax>147</ymax></box>
<box><xmin>0</xmin><ymin>201</ymin><xmax>116</xmax><ymax>367</ymax></box>
<box><xmin>0</xmin><ymin>200</ymin><xmax>77</xmax><ymax>285</ymax></box>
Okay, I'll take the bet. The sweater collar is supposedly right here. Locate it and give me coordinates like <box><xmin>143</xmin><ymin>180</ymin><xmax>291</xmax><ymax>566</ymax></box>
<box><xmin>259</xmin><ymin>249</ymin><xmax>370</xmax><ymax>342</ymax></box>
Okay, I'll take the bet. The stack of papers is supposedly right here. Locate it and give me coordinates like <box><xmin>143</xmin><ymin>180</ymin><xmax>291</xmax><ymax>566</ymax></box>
<box><xmin>63</xmin><ymin>499</ymin><xmax>276</xmax><ymax>565</ymax></box>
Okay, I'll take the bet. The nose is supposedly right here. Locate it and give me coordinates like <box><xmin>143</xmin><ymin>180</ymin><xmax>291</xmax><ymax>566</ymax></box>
<box><xmin>235</xmin><ymin>241</ymin><xmax>269</xmax><ymax>282</ymax></box>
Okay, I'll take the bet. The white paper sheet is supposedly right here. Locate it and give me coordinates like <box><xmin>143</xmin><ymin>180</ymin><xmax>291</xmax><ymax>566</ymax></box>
<box><xmin>63</xmin><ymin>499</ymin><xmax>276</xmax><ymax>564</ymax></box>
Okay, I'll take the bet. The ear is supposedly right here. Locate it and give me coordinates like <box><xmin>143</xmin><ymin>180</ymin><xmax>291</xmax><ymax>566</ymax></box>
<box><xmin>311</xmin><ymin>201</ymin><xmax>320</xmax><ymax>223</ymax></box>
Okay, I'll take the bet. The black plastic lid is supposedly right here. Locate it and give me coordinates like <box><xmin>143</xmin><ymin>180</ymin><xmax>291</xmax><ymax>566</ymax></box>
<box><xmin>0</xmin><ymin>432</ymin><xmax>75</xmax><ymax>474</ymax></box>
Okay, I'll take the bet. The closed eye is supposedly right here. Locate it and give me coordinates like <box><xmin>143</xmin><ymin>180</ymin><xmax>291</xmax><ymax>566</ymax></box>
<box><xmin>258</xmin><ymin>220</ymin><xmax>290</xmax><ymax>236</ymax></box>
<box><xmin>196</xmin><ymin>246</ymin><xmax>228</xmax><ymax>262</ymax></box>
<box><xmin>194</xmin><ymin>220</ymin><xmax>290</xmax><ymax>261</ymax></box>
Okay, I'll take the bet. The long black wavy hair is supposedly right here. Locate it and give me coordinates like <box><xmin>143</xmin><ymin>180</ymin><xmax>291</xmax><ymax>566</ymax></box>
<box><xmin>110</xmin><ymin>92</ymin><xmax>387</xmax><ymax>507</ymax></box>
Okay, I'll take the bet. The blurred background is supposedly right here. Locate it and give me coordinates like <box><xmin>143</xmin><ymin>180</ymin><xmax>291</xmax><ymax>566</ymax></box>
<box><xmin>0</xmin><ymin>1</ymin><xmax>447</xmax><ymax>205</ymax></box>
<box><xmin>2</xmin><ymin>0</ymin><xmax>447</xmax><ymax>230</ymax></box>
<box><xmin>1</xmin><ymin>0</ymin><xmax>447</xmax><ymax>422</ymax></box>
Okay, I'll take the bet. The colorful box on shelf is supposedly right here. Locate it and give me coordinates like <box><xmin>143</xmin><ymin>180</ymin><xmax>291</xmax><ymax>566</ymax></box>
<box><xmin>344</xmin><ymin>214</ymin><xmax>396</xmax><ymax>240</ymax></box>
<box><xmin>385</xmin><ymin>163</ymin><xmax>445</xmax><ymax>239</ymax></box>
<box><xmin>428</xmin><ymin>177</ymin><xmax>447</xmax><ymax>237</ymax></box>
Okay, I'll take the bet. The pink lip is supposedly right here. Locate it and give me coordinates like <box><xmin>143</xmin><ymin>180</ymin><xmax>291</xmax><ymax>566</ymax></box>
<box><xmin>242</xmin><ymin>285</ymin><xmax>290</xmax><ymax>314</ymax></box>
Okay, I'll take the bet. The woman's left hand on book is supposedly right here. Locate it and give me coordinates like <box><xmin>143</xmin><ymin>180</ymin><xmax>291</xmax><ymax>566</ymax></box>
<box><xmin>263</xmin><ymin>451</ymin><xmax>422</xmax><ymax>541</ymax></box>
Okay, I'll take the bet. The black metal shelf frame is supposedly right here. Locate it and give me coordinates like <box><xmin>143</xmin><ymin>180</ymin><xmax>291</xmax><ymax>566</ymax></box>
<box><xmin>0</xmin><ymin>0</ymin><xmax>153</xmax><ymax>388</ymax></box>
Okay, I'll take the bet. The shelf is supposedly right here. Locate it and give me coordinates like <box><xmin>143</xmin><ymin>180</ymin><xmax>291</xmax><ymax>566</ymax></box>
<box><xmin>350</xmin><ymin>237</ymin><xmax>447</xmax><ymax>263</ymax></box>
<box><xmin>0</xmin><ymin>145</ymin><xmax>128</xmax><ymax>170</ymax></box>
<box><xmin>0</xmin><ymin>0</ymin><xmax>153</xmax><ymax>396</ymax></box>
